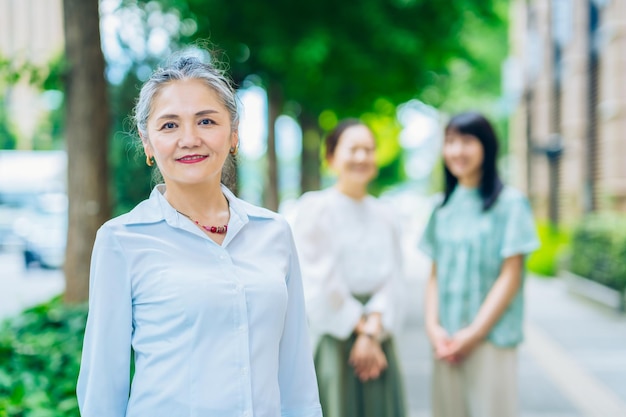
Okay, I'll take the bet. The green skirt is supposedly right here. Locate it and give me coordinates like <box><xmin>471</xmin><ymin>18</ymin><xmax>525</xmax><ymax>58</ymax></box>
<box><xmin>314</xmin><ymin>333</ymin><xmax>407</xmax><ymax>417</ymax></box>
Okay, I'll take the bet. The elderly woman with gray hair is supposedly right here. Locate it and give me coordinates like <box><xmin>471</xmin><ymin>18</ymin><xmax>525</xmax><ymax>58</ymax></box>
<box><xmin>76</xmin><ymin>50</ymin><xmax>322</xmax><ymax>417</ymax></box>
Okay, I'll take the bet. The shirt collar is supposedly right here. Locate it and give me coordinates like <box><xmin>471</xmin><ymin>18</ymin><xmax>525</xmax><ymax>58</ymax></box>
<box><xmin>122</xmin><ymin>183</ymin><xmax>275</xmax><ymax>228</ymax></box>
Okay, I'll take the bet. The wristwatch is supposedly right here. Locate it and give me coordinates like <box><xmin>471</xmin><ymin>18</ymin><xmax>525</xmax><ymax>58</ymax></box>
<box><xmin>360</xmin><ymin>331</ymin><xmax>380</xmax><ymax>342</ymax></box>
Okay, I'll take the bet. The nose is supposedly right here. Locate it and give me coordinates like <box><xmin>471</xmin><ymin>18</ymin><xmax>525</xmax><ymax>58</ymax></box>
<box><xmin>353</xmin><ymin>148</ymin><xmax>370</xmax><ymax>162</ymax></box>
<box><xmin>178</xmin><ymin>124</ymin><xmax>202</xmax><ymax>148</ymax></box>
<box><xmin>445</xmin><ymin>140</ymin><xmax>464</xmax><ymax>157</ymax></box>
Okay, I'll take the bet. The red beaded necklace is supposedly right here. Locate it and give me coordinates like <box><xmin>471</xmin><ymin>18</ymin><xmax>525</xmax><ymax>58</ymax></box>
<box><xmin>177</xmin><ymin>211</ymin><xmax>228</xmax><ymax>234</ymax></box>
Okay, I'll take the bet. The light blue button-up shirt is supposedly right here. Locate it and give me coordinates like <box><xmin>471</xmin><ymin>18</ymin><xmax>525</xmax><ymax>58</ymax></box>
<box><xmin>419</xmin><ymin>185</ymin><xmax>540</xmax><ymax>347</ymax></box>
<box><xmin>77</xmin><ymin>185</ymin><xmax>322</xmax><ymax>417</ymax></box>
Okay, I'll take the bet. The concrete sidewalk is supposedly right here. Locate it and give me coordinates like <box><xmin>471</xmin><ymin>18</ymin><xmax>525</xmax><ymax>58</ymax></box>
<box><xmin>396</xmin><ymin>271</ymin><xmax>626</xmax><ymax>417</ymax></box>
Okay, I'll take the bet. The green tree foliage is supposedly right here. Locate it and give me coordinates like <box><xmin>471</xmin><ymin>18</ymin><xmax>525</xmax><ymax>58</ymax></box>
<box><xmin>0</xmin><ymin>97</ymin><xmax>18</xmax><ymax>150</ymax></box>
<box><xmin>108</xmin><ymin>66</ymin><xmax>155</xmax><ymax>216</ymax></box>
<box><xmin>30</xmin><ymin>55</ymin><xmax>67</xmax><ymax>151</ymax></box>
<box><xmin>119</xmin><ymin>0</ymin><xmax>507</xmax><ymax>201</ymax></box>
<box><xmin>433</xmin><ymin>0</ymin><xmax>511</xmax><ymax>154</ymax></box>
<box><xmin>0</xmin><ymin>54</ymin><xmax>66</xmax><ymax>151</ymax></box>
<box><xmin>151</xmin><ymin>0</ymin><xmax>502</xmax><ymax>116</ymax></box>
<box><xmin>427</xmin><ymin>0</ymin><xmax>510</xmax><ymax>113</ymax></box>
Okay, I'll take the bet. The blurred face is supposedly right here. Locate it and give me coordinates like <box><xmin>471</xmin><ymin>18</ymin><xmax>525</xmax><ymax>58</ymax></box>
<box><xmin>142</xmin><ymin>79</ymin><xmax>238</xmax><ymax>188</ymax></box>
<box><xmin>443</xmin><ymin>129</ymin><xmax>484</xmax><ymax>185</ymax></box>
<box><xmin>328</xmin><ymin>125</ymin><xmax>377</xmax><ymax>187</ymax></box>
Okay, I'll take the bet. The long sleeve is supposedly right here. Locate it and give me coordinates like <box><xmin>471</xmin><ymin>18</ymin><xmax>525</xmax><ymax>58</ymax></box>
<box><xmin>278</xmin><ymin>227</ymin><xmax>323</xmax><ymax>417</ymax></box>
<box><xmin>291</xmin><ymin>193</ymin><xmax>364</xmax><ymax>340</ymax></box>
<box><xmin>76</xmin><ymin>225</ymin><xmax>133</xmax><ymax>416</ymax></box>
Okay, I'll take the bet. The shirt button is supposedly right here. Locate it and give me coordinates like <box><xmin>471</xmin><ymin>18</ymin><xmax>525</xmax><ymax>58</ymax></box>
<box><xmin>239</xmin><ymin>325</ymin><xmax>247</xmax><ymax>332</ymax></box>
<box><xmin>219</xmin><ymin>254</ymin><xmax>226</xmax><ymax>260</ymax></box>
<box><xmin>241</xmin><ymin>367</ymin><xmax>248</xmax><ymax>375</ymax></box>
<box><xmin>236</xmin><ymin>284</ymin><xmax>244</xmax><ymax>292</ymax></box>
<box><xmin>243</xmin><ymin>412</ymin><xmax>251</xmax><ymax>417</ymax></box>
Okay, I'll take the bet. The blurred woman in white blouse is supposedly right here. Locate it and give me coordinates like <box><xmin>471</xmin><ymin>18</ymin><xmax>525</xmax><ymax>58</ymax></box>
<box><xmin>291</xmin><ymin>119</ymin><xmax>407</xmax><ymax>417</ymax></box>
<box><xmin>76</xmin><ymin>50</ymin><xmax>321</xmax><ymax>417</ymax></box>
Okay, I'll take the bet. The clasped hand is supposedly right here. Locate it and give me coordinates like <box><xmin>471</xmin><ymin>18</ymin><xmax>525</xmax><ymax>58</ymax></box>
<box><xmin>349</xmin><ymin>314</ymin><xmax>387</xmax><ymax>381</ymax></box>
<box><xmin>349</xmin><ymin>334</ymin><xmax>388</xmax><ymax>381</ymax></box>
<box><xmin>428</xmin><ymin>324</ymin><xmax>482</xmax><ymax>365</ymax></box>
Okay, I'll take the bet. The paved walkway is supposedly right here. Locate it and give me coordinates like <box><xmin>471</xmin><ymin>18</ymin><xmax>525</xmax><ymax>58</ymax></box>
<box><xmin>0</xmin><ymin>250</ymin><xmax>65</xmax><ymax>320</ymax></box>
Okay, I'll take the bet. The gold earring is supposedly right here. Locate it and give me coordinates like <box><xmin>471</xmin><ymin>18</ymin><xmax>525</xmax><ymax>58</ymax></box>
<box><xmin>146</xmin><ymin>155</ymin><xmax>154</xmax><ymax>167</ymax></box>
<box><xmin>229</xmin><ymin>144</ymin><xmax>239</xmax><ymax>156</ymax></box>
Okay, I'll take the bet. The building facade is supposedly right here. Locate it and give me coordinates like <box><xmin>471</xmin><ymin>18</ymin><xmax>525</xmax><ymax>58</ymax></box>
<box><xmin>508</xmin><ymin>0</ymin><xmax>626</xmax><ymax>226</ymax></box>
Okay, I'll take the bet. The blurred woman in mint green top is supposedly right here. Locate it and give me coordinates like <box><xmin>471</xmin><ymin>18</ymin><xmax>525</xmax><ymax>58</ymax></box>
<box><xmin>419</xmin><ymin>112</ymin><xmax>539</xmax><ymax>417</ymax></box>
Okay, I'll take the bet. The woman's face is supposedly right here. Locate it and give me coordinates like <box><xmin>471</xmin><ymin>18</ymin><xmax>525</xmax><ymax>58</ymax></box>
<box><xmin>328</xmin><ymin>124</ymin><xmax>377</xmax><ymax>187</ymax></box>
<box><xmin>443</xmin><ymin>129</ymin><xmax>484</xmax><ymax>185</ymax></box>
<box><xmin>142</xmin><ymin>79</ymin><xmax>237</xmax><ymax>188</ymax></box>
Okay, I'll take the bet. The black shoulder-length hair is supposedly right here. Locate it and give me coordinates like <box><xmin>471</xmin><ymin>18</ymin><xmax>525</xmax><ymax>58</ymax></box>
<box><xmin>441</xmin><ymin>111</ymin><xmax>504</xmax><ymax>211</ymax></box>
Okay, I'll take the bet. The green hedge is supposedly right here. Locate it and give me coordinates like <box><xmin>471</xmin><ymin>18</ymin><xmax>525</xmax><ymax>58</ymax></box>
<box><xmin>527</xmin><ymin>222</ymin><xmax>571</xmax><ymax>277</ymax></box>
<box><xmin>0</xmin><ymin>297</ymin><xmax>87</xmax><ymax>417</ymax></box>
<box><xmin>568</xmin><ymin>213</ymin><xmax>626</xmax><ymax>292</ymax></box>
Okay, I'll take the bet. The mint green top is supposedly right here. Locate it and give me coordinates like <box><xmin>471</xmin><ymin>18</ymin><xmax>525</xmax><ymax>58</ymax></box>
<box><xmin>419</xmin><ymin>185</ymin><xmax>540</xmax><ymax>347</ymax></box>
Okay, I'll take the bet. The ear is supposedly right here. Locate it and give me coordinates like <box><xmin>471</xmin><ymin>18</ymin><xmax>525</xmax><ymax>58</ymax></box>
<box><xmin>140</xmin><ymin>133</ymin><xmax>152</xmax><ymax>155</ymax></box>
<box><xmin>326</xmin><ymin>153</ymin><xmax>335</xmax><ymax>169</ymax></box>
<box><xmin>231</xmin><ymin>129</ymin><xmax>239</xmax><ymax>150</ymax></box>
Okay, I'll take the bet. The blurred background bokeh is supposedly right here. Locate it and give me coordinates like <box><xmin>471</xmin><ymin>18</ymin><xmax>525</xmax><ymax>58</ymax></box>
<box><xmin>1</xmin><ymin>0</ymin><xmax>625</xmax><ymax>416</ymax></box>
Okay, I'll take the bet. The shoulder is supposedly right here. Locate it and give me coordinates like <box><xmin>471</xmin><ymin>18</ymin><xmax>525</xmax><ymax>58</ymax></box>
<box><xmin>236</xmin><ymin>196</ymin><xmax>282</xmax><ymax>221</ymax></box>
<box><xmin>222</xmin><ymin>184</ymin><xmax>288</xmax><ymax>228</ymax></box>
<box><xmin>91</xmin><ymin>201</ymin><xmax>154</xmax><ymax>251</ymax></box>
<box><xmin>97</xmin><ymin>199</ymin><xmax>148</xmax><ymax>232</ymax></box>
<box><xmin>99</xmin><ymin>197</ymin><xmax>160</xmax><ymax>233</ymax></box>
<box><xmin>231</xmin><ymin>196</ymin><xmax>294</xmax><ymax>240</ymax></box>
<box><xmin>292</xmin><ymin>189</ymin><xmax>335</xmax><ymax>219</ymax></box>
<box><xmin>102</xmin><ymin>185</ymin><xmax>169</xmax><ymax>229</ymax></box>
<box><xmin>298</xmin><ymin>189</ymin><xmax>332</xmax><ymax>206</ymax></box>
<box><xmin>496</xmin><ymin>186</ymin><xmax>532</xmax><ymax>208</ymax></box>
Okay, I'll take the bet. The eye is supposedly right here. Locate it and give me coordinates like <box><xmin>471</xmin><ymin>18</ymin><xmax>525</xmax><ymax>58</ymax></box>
<box><xmin>160</xmin><ymin>122</ymin><xmax>177</xmax><ymax>130</ymax></box>
<box><xmin>199</xmin><ymin>118</ymin><xmax>215</xmax><ymax>126</ymax></box>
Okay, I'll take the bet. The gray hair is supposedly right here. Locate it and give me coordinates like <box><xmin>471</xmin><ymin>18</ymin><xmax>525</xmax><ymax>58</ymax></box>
<box><xmin>134</xmin><ymin>51</ymin><xmax>240</xmax><ymax>189</ymax></box>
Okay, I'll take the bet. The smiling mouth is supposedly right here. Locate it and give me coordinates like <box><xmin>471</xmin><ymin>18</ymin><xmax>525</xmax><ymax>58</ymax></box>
<box><xmin>177</xmin><ymin>155</ymin><xmax>207</xmax><ymax>163</ymax></box>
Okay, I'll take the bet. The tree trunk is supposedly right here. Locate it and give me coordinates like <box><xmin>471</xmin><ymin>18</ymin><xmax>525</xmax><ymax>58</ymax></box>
<box><xmin>264</xmin><ymin>83</ymin><xmax>281</xmax><ymax>211</ymax></box>
<box><xmin>62</xmin><ymin>0</ymin><xmax>111</xmax><ymax>303</ymax></box>
<box><xmin>299</xmin><ymin>112</ymin><xmax>321</xmax><ymax>193</ymax></box>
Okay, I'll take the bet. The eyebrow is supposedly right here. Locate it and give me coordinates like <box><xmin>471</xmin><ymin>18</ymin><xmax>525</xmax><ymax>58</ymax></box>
<box><xmin>155</xmin><ymin>109</ymin><xmax>220</xmax><ymax>121</ymax></box>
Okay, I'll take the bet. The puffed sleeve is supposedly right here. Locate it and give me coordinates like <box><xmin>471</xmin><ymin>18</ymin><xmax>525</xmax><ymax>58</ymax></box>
<box><xmin>362</xmin><ymin>202</ymin><xmax>409</xmax><ymax>337</ymax></box>
<box><xmin>291</xmin><ymin>193</ymin><xmax>364</xmax><ymax>340</ymax></box>
<box><xmin>500</xmin><ymin>194</ymin><xmax>540</xmax><ymax>258</ymax></box>
<box><xmin>76</xmin><ymin>225</ymin><xmax>133</xmax><ymax>417</ymax></box>
<box><xmin>418</xmin><ymin>209</ymin><xmax>437</xmax><ymax>259</ymax></box>
<box><xmin>278</xmin><ymin>226</ymin><xmax>323</xmax><ymax>417</ymax></box>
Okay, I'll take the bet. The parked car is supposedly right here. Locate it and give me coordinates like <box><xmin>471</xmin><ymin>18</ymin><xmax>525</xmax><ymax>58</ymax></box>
<box><xmin>0</xmin><ymin>191</ymin><xmax>38</xmax><ymax>250</ymax></box>
<box><xmin>13</xmin><ymin>193</ymin><xmax>67</xmax><ymax>269</ymax></box>
<box><xmin>0</xmin><ymin>150</ymin><xmax>67</xmax><ymax>252</ymax></box>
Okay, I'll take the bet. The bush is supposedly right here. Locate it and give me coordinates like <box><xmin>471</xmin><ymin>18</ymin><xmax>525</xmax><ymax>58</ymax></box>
<box><xmin>527</xmin><ymin>222</ymin><xmax>571</xmax><ymax>277</ymax></box>
<box><xmin>567</xmin><ymin>213</ymin><xmax>626</xmax><ymax>292</ymax></box>
<box><xmin>0</xmin><ymin>297</ymin><xmax>87</xmax><ymax>417</ymax></box>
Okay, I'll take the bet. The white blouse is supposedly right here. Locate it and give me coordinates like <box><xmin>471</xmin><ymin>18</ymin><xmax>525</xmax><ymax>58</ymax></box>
<box><xmin>290</xmin><ymin>187</ymin><xmax>407</xmax><ymax>346</ymax></box>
